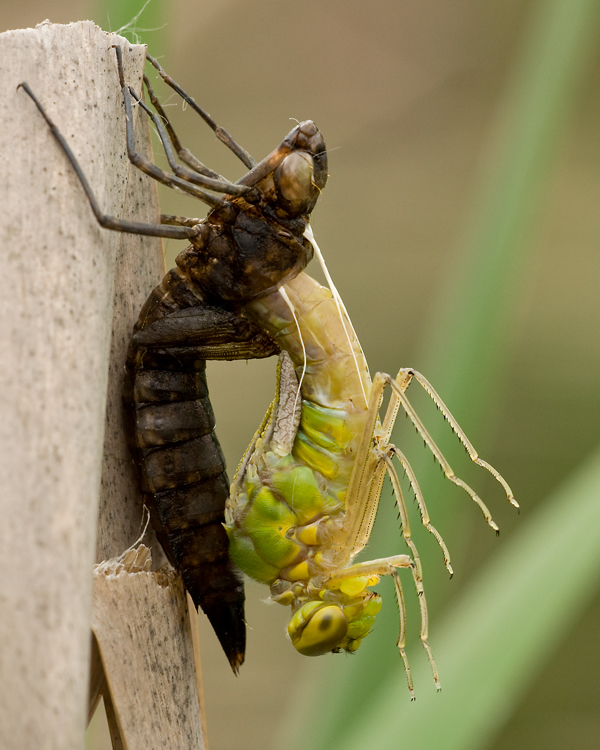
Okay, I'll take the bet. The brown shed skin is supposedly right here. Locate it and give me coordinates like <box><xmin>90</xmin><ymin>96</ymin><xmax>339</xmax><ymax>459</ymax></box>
<box><xmin>124</xmin><ymin>121</ymin><xmax>327</xmax><ymax>671</ymax></box>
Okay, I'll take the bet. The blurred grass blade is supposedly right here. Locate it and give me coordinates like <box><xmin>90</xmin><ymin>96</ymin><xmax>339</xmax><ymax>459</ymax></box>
<box><xmin>280</xmin><ymin>448</ymin><xmax>600</xmax><ymax>750</ymax></box>
<box><xmin>334</xmin><ymin>447</ymin><xmax>600</xmax><ymax>750</ymax></box>
<box><xmin>283</xmin><ymin>1</ymin><xmax>600</xmax><ymax>749</ymax></box>
<box><xmin>418</xmin><ymin>0</ymin><xmax>600</xmax><ymax>425</ymax></box>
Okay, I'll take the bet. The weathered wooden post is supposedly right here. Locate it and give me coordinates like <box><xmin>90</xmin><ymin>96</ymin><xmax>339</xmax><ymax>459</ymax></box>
<box><xmin>0</xmin><ymin>21</ymin><xmax>206</xmax><ymax>750</ymax></box>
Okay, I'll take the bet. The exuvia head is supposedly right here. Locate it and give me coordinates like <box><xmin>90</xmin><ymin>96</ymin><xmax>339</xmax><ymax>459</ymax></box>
<box><xmin>234</xmin><ymin>119</ymin><xmax>328</xmax><ymax>220</ymax></box>
<box><xmin>273</xmin><ymin>120</ymin><xmax>328</xmax><ymax>217</ymax></box>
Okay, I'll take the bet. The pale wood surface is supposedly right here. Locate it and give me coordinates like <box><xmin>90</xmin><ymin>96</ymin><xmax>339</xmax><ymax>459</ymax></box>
<box><xmin>92</xmin><ymin>547</ymin><xmax>206</xmax><ymax>750</ymax></box>
<box><xmin>0</xmin><ymin>20</ymin><xmax>192</xmax><ymax>750</ymax></box>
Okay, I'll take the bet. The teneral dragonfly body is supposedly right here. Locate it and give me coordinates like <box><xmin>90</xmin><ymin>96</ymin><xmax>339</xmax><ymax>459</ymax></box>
<box><xmin>226</xmin><ymin>259</ymin><xmax>517</xmax><ymax>695</ymax></box>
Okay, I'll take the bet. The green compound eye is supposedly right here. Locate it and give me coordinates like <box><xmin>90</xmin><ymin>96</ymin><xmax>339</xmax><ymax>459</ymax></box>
<box><xmin>289</xmin><ymin>604</ymin><xmax>348</xmax><ymax>657</ymax></box>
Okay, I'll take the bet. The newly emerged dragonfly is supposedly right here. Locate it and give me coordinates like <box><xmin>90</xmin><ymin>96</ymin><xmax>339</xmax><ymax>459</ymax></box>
<box><xmin>21</xmin><ymin>45</ymin><xmax>516</xmax><ymax>692</ymax></box>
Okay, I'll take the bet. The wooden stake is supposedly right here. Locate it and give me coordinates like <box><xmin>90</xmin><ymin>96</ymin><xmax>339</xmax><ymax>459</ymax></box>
<box><xmin>0</xmin><ymin>21</ymin><xmax>205</xmax><ymax>749</ymax></box>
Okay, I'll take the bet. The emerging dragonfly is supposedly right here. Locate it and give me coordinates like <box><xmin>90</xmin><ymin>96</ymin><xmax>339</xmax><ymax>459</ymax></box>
<box><xmin>20</xmin><ymin>44</ymin><xmax>325</xmax><ymax>673</ymax></box>
<box><xmin>226</xmin><ymin>246</ymin><xmax>517</xmax><ymax>696</ymax></box>
<box><xmin>21</xmin><ymin>45</ymin><xmax>517</xmax><ymax>693</ymax></box>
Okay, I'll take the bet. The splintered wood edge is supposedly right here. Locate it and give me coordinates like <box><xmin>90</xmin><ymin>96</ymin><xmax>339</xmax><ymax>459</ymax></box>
<box><xmin>91</xmin><ymin>546</ymin><xmax>207</xmax><ymax>750</ymax></box>
<box><xmin>187</xmin><ymin>594</ymin><xmax>209</xmax><ymax>740</ymax></box>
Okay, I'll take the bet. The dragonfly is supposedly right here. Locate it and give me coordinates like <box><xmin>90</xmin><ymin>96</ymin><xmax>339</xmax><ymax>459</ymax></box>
<box><xmin>226</xmin><ymin>256</ymin><xmax>518</xmax><ymax>694</ymax></box>
<box><xmin>20</xmin><ymin>45</ymin><xmax>517</xmax><ymax>691</ymax></box>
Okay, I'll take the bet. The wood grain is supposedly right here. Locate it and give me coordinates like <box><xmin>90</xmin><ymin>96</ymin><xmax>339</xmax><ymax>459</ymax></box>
<box><xmin>0</xmin><ymin>21</ymin><xmax>203</xmax><ymax>750</ymax></box>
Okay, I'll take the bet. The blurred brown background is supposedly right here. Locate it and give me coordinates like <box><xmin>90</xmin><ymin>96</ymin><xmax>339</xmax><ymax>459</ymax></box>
<box><xmin>3</xmin><ymin>1</ymin><xmax>599</xmax><ymax>748</ymax></box>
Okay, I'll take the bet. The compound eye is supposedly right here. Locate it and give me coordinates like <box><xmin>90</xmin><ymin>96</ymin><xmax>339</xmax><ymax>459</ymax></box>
<box><xmin>290</xmin><ymin>604</ymin><xmax>348</xmax><ymax>657</ymax></box>
<box><xmin>274</xmin><ymin>151</ymin><xmax>317</xmax><ymax>215</ymax></box>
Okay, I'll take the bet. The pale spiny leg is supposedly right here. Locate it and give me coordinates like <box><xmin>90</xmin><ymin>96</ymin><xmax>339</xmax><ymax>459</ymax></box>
<box><xmin>376</xmin><ymin>449</ymin><xmax>424</xmax><ymax>583</ymax></box>
<box><xmin>340</xmin><ymin>369</ymin><xmax>456</xmax><ymax>565</ymax></box>
<box><xmin>326</xmin><ymin>555</ymin><xmax>440</xmax><ymax>695</ymax></box>
<box><xmin>392</xmin><ymin>568</ymin><xmax>415</xmax><ymax>701</ymax></box>
<box><xmin>390</xmin><ymin>568</ymin><xmax>414</xmax><ymax>698</ymax></box>
<box><xmin>380</xmin><ymin>448</ymin><xmax>446</xmax><ymax>691</ymax></box>
<box><xmin>381</xmin><ymin>447</ymin><xmax>453</xmax><ymax>576</ymax></box>
<box><xmin>390</xmin><ymin>568</ymin><xmax>439</xmax><ymax>696</ymax></box>
<box><xmin>396</xmin><ymin>369</ymin><xmax>518</xmax><ymax>510</ymax></box>
<box><xmin>378</xmin><ymin>371</ymin><xmax>507</xmax><ymax>532</ymax></box>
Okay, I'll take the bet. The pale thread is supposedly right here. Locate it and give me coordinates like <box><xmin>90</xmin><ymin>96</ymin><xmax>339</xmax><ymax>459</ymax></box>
<box><xmin>279</xmin><ymin>286</ymin><xmax>307</xmax><ymax>418</ymax></box>
<box><xmin>303</xmin><ymin>225</ymin><xmax>369</xmax><ymax>407</ymax></box>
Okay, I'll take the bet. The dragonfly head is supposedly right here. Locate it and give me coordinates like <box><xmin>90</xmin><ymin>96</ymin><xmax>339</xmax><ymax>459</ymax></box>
<box><xmin>288</xmin><ymin>589</ymin><xmax>382</xmax><ymax>656</ymax></box>
<box><xmin>288</xmin><ymin>602</ymin><xmax>348</xmax><ymax>656</ymax></box>
<box><xmin>272</xmin><ymin>120</ymin><xmax>328</xmax><ymax>218</ymax></box>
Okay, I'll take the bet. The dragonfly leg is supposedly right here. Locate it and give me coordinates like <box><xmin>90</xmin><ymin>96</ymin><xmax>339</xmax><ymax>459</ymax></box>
<box><xmin>326</xmin><ymin>555</ymin><xmax>440</xmax><ymax>695</ymax></box>
<box><xmin>375</xmin><ymin>369</ymin><xmax>519</xmax><ymax>531</ymax></box>
<box><xmin>394</xmin><ymin>369</ymin><xmax>518</xmax><ymax>509</ymax></box>
<box><xmin>111</xmin><ymin>47</ymin><xmax>228</xmax><ymax>209</ymax></box>
<box><xmin>146</xmin><ymin>53</ymin><xmax>257</xmax><ymax>170</ymax></box>
<box><xmin>126</xmin><ymin>77</ymin><xmax>257</xmax><ymax>200</ymax></box>
<box><xmin>386</xmin><ymin>445</ymin><xmax>453</xmax><ymax>575</ymax></box>
<box><xmin>18</xmin><ymin>82</ymin><xmax>201</xmax><ymax>241</ymax></box>
<box><xmin>342</xmin><ymin>370</ymin><xmax>453</xmax><ymax>571</ymax></box>
<box><xmin>378</xmin><ymin>448</ymin><xmax>453</xmax><ymax>576</ymax></box>
<box><xmin>160</xmin><ymin>214</ymin><xmax>203</xmax><ymax>227</ymax></box>
<box><xmin>142</xmin><ymin>73</ymin><xmax>230</xmax><ymax>181</ymax></box>
<box><xmin>340</xmin><ymin>369</ymin><xmax>453</xmax><ymax>577</ymax></box>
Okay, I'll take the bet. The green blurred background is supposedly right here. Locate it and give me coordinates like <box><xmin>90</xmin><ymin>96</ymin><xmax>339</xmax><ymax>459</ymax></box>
<box><xmin>4</xmin><ymin>1</ymin><xmax>600</xmax><ymax>748</ymax></box>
